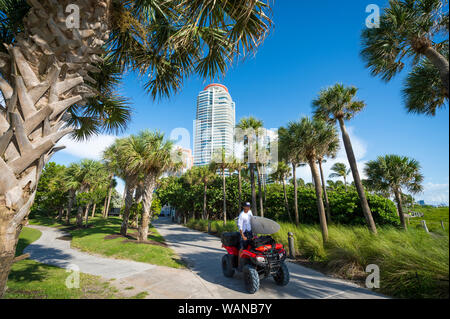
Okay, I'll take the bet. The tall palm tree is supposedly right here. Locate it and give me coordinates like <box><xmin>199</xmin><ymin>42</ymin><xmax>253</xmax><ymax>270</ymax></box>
<box><xmin>190</xmin><ymin>166</ymin><xmax>216</xmax><ymax>220</ymax></box>
<box><xmin>279</xmin><ymin>125</ymin><xmax>305</xmax><ymax>226</ymax></box>
<box><xmin>317</xmin><ymin>138</ymin><xmax>339</xmax><ymax>223</ymax></box>
<box><xmin>365</xmin><ymin>155</ymin><xmax>424</xmax><ymax>230</ymax></box>
<box><xmin>0</xmin><ymin>0</ymin><xmax>273</xmax><ymax>296</ymax></box>
<box><xmin>103</xmin><ymin>138</ymin><xmax>139</xmax><ymax>236</ymax></box>
<box><xmin>270</xmin><ymin>161</ymin><xmax>293</xmax><ymax>223</ymax></box>
<box><xmin>293</xmin><ymin>117</ymin><xmax>339</xmax><ymax>243</ymax></box>
<box><xmin>313</xmin><ymin>83</ymin><xmax>378</xmax><ymax>234</ymax></box>
<box><xmin>236</xmin><ymin>117</ymin><xmax>264</xmax><ymax>216</ymax></box>
<box><xmin>329</xmin><ymin>163</ymin><xmax>351</xmax><ymax>191</ymax></box>
<box><xmin>116</xmin><ymin>130</ymin><xmax>178</xmax><ymax>242</ymax></box>
<box><xmin>63</xmin><ymin>163</ymin><xmax>82</xmax><ymax>225</ymax></box>
<box><xmin>230</xmin><ymin>156</ymin><xmax>247</xmax><ymax>213</ymax></box>
<box><xmin>361</xmin><ymin>0</ymin><xmax>449</xmax><ymax>108</ymax></box>
<box><xmin>73</xmin><ymin>160</ymin><xmax>104</xmax><ymax>227</ymax></box>
<box><xmin>210</xmin><ymin>148</ymin><xmax>233</xmax><ymax>225</ymax></box>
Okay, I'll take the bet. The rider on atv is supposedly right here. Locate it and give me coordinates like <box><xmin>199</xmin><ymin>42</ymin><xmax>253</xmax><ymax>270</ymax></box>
<box><xmin>238</xmin><ymin>202</ymin><xmax>253</xmax><ymax>268</ymax></box>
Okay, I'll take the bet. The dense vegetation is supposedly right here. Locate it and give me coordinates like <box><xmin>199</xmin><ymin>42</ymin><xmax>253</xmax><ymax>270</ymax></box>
<box><xmin>157</xmin><ymin>176</ymin><xmax>400</xmax><ymax>226</ymax></box>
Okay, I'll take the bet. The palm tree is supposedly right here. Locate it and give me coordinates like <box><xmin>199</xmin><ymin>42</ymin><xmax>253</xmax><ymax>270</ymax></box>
<box><xmin>329</xmin><ymin>163</ymin><xmax>351</xmax><ymax>191</ymax></box>
<box><xmin>116</xmin><ymin>130</ymin><xmax>178</xmax><ymax>242</ymax></box>
<box><xmin>293</xmin><ymin>117</ymin><xmax>339</xmax><ymax>243</ymax></box>
<box><xmin>190</xmin><ymin>166</ymin><xmax>216</xmax><ymax>220</ymax></box>
<box><xmin>63</xmin><ymin>163</ymin><xmax>82</xmax><ymax>225</ymax></box>
<box><xmin>317</xmin><ymin>138</ymin><xmax>339</xmax><ymax>223</ymax></box>
<box><xmin>103</xmin><ymin>138</ymin><xmax>139</xmax><ymax>236</ymax></box>
<box><xmin>230</xmin><ymin>156</ymin><xmax>247</xmax><ymax>213</ymax></box>
<box><xmin>270</xmin><ymin>161</ymin><xmax>293</xmax><ymax>223</ymax></box>
<box><xmin>210</xmin><ymin>148</ymin><xmax>233</xmax><ymax>225</ymax></box>
<box><xmin>0</xmin><ymin>0</ymin><xmax>273</xmax><ymax>295</ymax></box>
<box><xmin>365</xmin><ymin>155</ymin><xmax>424</xmax><ymax>230</ymax></box>
<box><xmin>313</xmin><ymin>83</ymin><xmax>378</xmax><ymax>234</ymax></box>
<box><xmin>236</xmin><ymin>117</ymin><xmax>264</xmax><ymax>216</ymax></box>
<box><xmin>279</xmin><ymin>125</ymin><xmax>305</xmax><ymax>226</ymax></box>
<box><xmin>361</xmin><ymin>0</ymin><xmax>449</xmax><ymax>107</ymax></box>
<box><xmin>403</xmin><ymin>52</ymin><xmax>449</xmax><ymax>116</ymax></box>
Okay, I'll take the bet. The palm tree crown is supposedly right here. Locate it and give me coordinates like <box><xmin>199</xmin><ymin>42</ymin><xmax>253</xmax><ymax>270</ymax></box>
<box><xmin>312</xmin><ymin>83</ymin><xmax>366</xmax><ymax>122</ymax></box>
<box><xmin>360</xmin><ymin>0</ymin><xmax>449</xmax><ymax>102</ymax></box>
<box><xmin>364</xmin><ymin>154</ymin><xmax>424</xmax><ymax>229</ymax></box>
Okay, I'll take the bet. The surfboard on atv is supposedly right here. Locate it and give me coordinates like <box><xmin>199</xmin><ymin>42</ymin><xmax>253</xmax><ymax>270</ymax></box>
<box><xmin>220</xmin><ymin>217</ymin><xmax>289</xmax><ymax>294</ymax></box>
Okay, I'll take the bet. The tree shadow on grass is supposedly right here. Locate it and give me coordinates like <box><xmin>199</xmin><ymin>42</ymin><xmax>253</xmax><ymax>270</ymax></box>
<box><xmin>8</xmin><ymin>260</ymin><xmax>49</xmax><ymax>283</ymax></box>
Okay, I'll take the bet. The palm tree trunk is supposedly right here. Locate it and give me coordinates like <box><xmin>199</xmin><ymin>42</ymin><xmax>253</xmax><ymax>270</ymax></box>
<box><xmin>84</xmin><ymin>203</ymin><xmax>91</xmax><ymax>227</ymax></box>
<box><xmin>138</xmin><ymin>175</ymin><xmax>158</xmax><ymax>242</ymax></box>
<box><xmin>104</xmin><ymin>183</ymin><xmax>113</xmax><ymax>218</ymax></box>
<box><xmin>344</xmin><ymin>175</ymin><xmax>347</xmax><ymax>191</ymax></box>
<box><xmin>66</xmin><ymin>190</ymin><xmax>75</xmax><ymax>225</ymax></box>
<box><xmin>76</xmin><ymin>206</ymin><xmax>84</xmax><ymax>228</ymax></box>
<box><xmin>292</xmin><ymin>163</ymin><xmax>299</xmax><ymax>225</ymax></box>
<box><xmin>309</xmin><ymin>159</ymin><xmax>328</xmax><ymax>243</ymax></box>
<box><xmin>0</xmin><ymin>0</ymin><xmax>111</xmax><ymax>297</ymax></box>
<box><xmin>91</xmin><ymin>203</ymin><xmax>96</xmax><ymax>218</ymax></box>
<box><xmin>318</xmin><ymin>159</ymin><xmax>331</xmax><ymax>223</ymax></box>
<box><xmin>238</xmin><ymin>169</ymin><xmax>242</xmax><ymax>213</ymax></box>
<box><xmin>203</xmin><ymin>183</ymin><xmax>208</xmax><ymax>220</ymax></box>
<box><xmin>250</xmin><ymin>164</ymin><xmax>258</xmax><ymax>215</ymax></box>
<box><xmin>422</xmin><ymin>46</ymin><xmax>449</xmax><ymax>97</ymax></box>
<box><xmin>222</xmin><ymin>167</ymin><xmax>227</xmax><ymax>225</ymax></box>
<box><xmin>257</xmin><ymin>164</ymin><xmax>264</xmax><ymax>217</ymax></box>
<box><xmin>120</xmin><ymin>184</ymin><xmax>134</xmax><ymax>236</ymax></box>
<box><xmin>338</xmin><ymin>118</ymin><xmax>377</xmax><ymax>234</ymax></box>
<box><xmin>282</xmin><ymin>179</ymin><xmax>292</xmax><ymax>223</ymax></box>
<box><xmin>102</xmin><ymin>195</ymin><xmax>108</xmax><ymax>218</ymax></box>
<box><xmin>394</xmin><ymin>189</ymin><xmax>407</xmax><ymax>230</ymax></box>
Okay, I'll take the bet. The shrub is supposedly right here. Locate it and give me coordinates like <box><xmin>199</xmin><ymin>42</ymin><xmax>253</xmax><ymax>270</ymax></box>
<box><xmin>264</xmin><ymin>184</ymin><xmax>399</xmax><ymax>226</ymax></box>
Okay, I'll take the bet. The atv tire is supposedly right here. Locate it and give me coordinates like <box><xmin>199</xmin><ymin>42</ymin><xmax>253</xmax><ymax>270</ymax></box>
<box><xmin>273</xmin><ymin>262</ymin><xmax>290</xmax><ymax>286</ymax></box>
<box><xmin>243</xmin><ymin>265</ymin><xmax>260</xmax><ymax>294</ymax></box>
<box><xmin>222</xmin><ymin>255</ymin><xmax>235</xmax><ymax>278</ymax></box>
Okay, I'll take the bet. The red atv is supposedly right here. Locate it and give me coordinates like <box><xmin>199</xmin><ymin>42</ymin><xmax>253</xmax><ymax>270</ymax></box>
<box><xmin>221</xmin><ymin>232</ymin><xmax>290</xmax><ymax>294</ymax></box>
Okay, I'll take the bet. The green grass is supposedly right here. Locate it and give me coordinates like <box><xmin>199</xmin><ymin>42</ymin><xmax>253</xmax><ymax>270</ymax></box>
<box><xmin>15</xmin><ymin>227</ymin><xmax>42</xmax><ymax>256</ymax></box>
<box><xmin>5</xmin><ymin>227</ymin><xmax>121</xmax><ymax>299</ymax></box>
<box><xmin>28</xmin><ymin>215</ymin><xmax>75</xmax><ymax>228</ymax></box>
<box><xmin>67</xmin><ymin>217</ymin><xmax>185</xmax><ymax>269</ymax></box>
<box><xmin>407</xmin><ymin>206</ymin><xmax>449</xmax><ymax>234</ymax></box>
<box><xmin>271</xmin><ymin>222</ymin><xmax>449</xmax><ymax>299</ymax></box>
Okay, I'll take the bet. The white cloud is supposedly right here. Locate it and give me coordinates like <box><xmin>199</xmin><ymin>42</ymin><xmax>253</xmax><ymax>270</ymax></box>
<box><xmin>415</xmin><ymin>182</ymin><xmax>449</xmax><ymax>206</ymax></box>
<box><xmin>57</xmin><ymin>134</ymin><xmax>118</xmax><ymax>160</ymax></box>
<box><xmin>294</xmin><ymin>126</ymin><xmax>368</xmax><ymax>183</ymax></box>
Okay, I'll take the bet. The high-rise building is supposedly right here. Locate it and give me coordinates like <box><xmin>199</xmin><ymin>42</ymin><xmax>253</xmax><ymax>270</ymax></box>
<box><xmin>193</xmin><ymin>84</ymin><xmax>235</xmax><ymax>166</ymax></box>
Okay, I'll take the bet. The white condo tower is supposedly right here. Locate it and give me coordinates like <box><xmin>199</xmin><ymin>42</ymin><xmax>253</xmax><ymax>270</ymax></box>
<box><xmin>193</xmin><ymin>84</ymin><xmax>235</xmax><ymax>167</ymax></box>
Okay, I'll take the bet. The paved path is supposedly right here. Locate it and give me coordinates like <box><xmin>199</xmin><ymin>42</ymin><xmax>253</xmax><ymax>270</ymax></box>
<box><xmin>25</xmin><ymin>221</ymin><xmax>387</xmax><ymax>299</ymax></box>
<box><xmin>25</xmin><ymin>225</ymin><xmax>219</xmax><ymax>298</ymax></box>
<box><xmin>152</xmin><ymin>217</ymin><xmax>387</xmax><ymax>299</ymax></box>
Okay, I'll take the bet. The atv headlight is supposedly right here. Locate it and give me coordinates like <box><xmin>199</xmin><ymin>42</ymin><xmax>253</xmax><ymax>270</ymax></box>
<box><xmin>256</xmin><ymin>256</ymin><xmax>266</xmax><ymax>263</ymax></box>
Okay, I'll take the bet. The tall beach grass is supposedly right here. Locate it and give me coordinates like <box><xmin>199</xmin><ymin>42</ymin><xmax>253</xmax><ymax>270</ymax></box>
<box><xmin>185</xmin><ymin>218</ymin><xmax>448</xmax><ymax>298</ymax></box>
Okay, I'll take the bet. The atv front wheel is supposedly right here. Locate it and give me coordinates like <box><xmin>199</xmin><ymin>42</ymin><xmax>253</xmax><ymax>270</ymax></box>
<box><xmin>243</xmin><ymin>265</ymin><xmax>260</xmax><ymax>294</ymax></box>
<box><xmin>222</xmin><ymin>255</ymin><xmax>235</xmax><ymax>278</ymax></box>
<box><xmin>273</xmin><ymin>262</ymin><xmax>290</xmax><ymax>286</ymax></box>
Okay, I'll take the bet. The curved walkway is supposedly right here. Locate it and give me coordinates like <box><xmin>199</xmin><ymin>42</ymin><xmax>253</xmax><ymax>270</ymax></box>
<box><xmin>24</xmin><ymin>225</ymin><xmax>215</xmax><ymax>298</ymax></box>
<box><xmin>152</xmin><ymin>217</ymin><xmax>387</xmax><ymax>299</ymax></box>
<box><xmin>25</xmin><ymin>221</ymin><xmax>387</xmax><ymax>299</ymax></box>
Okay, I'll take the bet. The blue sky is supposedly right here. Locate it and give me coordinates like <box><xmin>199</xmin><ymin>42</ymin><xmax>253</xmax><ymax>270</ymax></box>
<box><xmin>53</xmin><ymin>0</ymin><xmax>449</xmax><ymax>205</ymax></box>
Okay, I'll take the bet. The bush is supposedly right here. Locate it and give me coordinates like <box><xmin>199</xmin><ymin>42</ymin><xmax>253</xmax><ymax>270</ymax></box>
<box><xmin>264</xmin><ymin>184</ymin><xmax>399</xmax><ymax>226</ymax></box>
